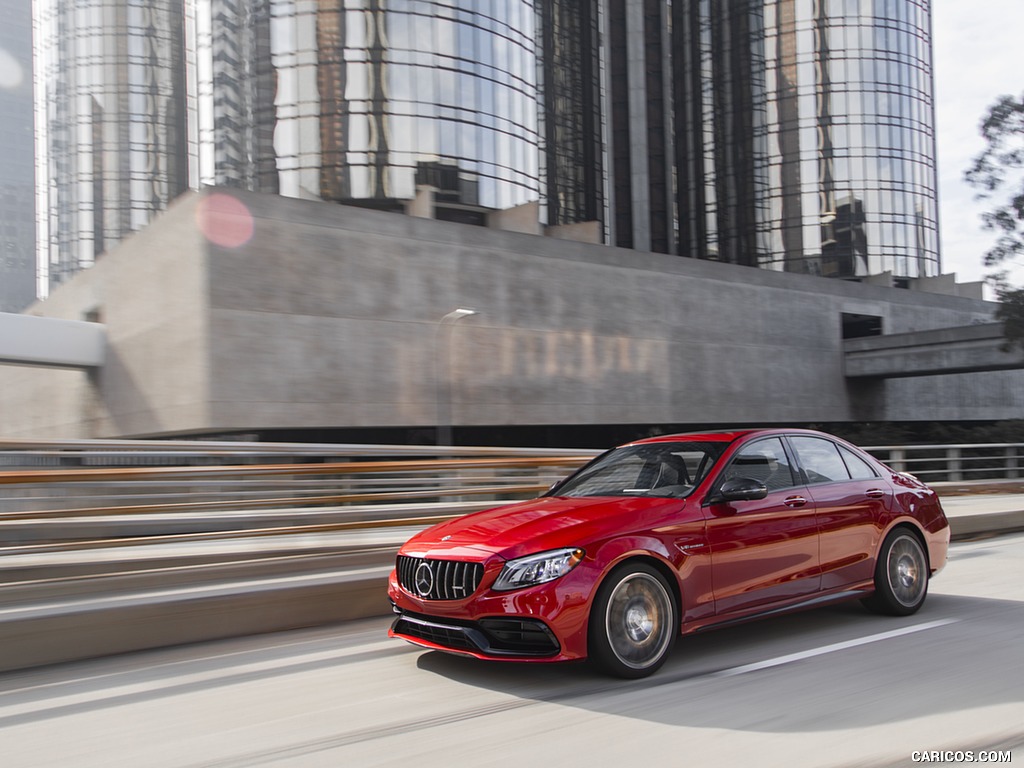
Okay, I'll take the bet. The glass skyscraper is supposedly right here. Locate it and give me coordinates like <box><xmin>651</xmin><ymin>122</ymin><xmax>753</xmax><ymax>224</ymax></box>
<box><xmin>0</xmin><ymin>0</ymin><xmax>37</xmax><ymax>311</ymax></box>
<box><xmin>34</xmin><ymin>0</ymin><xmax>188</xmax><ymax>291</ymax></box>
<box><xmin>34</xmin><ymin>0</ymin><xmax>941</xmax><ymax>295</ymax></box>
<box><xmin>608</xmin><ymin>0</ymin><xmax>940</xmax><ymax>278</ymax></box>
<box><xmin>187</xmin><ymin>0</ymin><xmax>540</xmax><ymax>215</ymax></box>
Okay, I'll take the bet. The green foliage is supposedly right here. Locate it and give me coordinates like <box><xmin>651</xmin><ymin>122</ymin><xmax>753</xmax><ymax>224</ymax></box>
<box><xmin>994</xmin><ymin>284</ymin><xmax>1024</xmax><ymax>351</ymax></box>
<box><xmin>965</xmin><ymin>93</ymin><xmax>1024</xmax><ymax>350</ymax></box>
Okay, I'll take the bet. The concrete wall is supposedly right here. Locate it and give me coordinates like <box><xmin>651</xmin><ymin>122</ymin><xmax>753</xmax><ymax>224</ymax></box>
<box><xmin>0</xmin><ymin>194</ymin><xmax>210</xmax><ymax>437</ymax></box>
<box><xmin>0</xmin><ymin>187</ymin><xmax>1018</xmax><ymax>439</ymax></box>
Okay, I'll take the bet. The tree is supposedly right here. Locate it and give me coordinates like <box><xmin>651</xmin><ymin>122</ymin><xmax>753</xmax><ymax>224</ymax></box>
<box><xmin>965</xmin><ymin>93</ymin><xmax>1024</xmax><ymax>350</ymax></box>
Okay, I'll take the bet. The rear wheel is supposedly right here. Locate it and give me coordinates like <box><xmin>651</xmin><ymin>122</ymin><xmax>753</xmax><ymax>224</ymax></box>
<box><xmin>589</xmin><ymin>563</ymin><xmax>677</xmax><ymax>678</ymax></box>
<box><xmin>862</xmin><ymin>529</ymin><xmax>929</xmax><ymax>616</ymax></box>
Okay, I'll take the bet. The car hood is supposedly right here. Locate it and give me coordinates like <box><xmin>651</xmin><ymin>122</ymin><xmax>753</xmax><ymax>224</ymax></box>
<box><xmin>399</xmin><ymin>495</ymin><xmax>687</xmax><ymax>561</ymax></box>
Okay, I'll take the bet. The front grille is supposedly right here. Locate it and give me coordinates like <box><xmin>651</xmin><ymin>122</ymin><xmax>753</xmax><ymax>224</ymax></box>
<box><xmin>397</xmin><ymin>555</ymin><xmax>484</xmax><ymax>600</ymax></box>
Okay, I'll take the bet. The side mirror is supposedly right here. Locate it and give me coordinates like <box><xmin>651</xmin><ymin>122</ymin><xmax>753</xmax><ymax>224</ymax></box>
<box><xmin>707</xmin><ymin>477</ymin><xmax>768</xmax><ymax>504</ymax></box>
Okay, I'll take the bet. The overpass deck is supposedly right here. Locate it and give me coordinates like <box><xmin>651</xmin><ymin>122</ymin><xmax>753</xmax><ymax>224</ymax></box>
<box><xmin>0</xmin><ymin>312</ymin><xmax>105</xmax><ymax>369</ymax></box>
<box><xmin>844</xmin><ymin>322</ymin><xmax>1024</xmax><ymax>378</ymax></box>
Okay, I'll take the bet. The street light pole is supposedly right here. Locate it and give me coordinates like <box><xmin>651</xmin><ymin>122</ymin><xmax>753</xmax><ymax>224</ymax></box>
<box><xmin>435</xmin><ymin>308</ymin><xmax>478</xmax><ymax>447</ymax></box>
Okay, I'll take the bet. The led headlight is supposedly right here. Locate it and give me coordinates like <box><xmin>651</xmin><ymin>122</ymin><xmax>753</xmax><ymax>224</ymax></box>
<box><xmin>492</xmin><ymin>548</ymin><xmax>585</xmax><ymax>592</ymax></box>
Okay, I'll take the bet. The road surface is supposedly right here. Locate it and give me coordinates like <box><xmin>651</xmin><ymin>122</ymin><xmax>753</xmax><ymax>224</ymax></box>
<box><xmin>1</xmin><ymin>533</ymin><xmax>1022</xmax><ymax>767</ymax></box>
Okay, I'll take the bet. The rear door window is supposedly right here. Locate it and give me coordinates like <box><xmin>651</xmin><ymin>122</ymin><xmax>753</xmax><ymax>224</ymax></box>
<box><xmin>721</xmin><ymin>437</ymin><xmax>798</xmax><ymax>492</ymax></box>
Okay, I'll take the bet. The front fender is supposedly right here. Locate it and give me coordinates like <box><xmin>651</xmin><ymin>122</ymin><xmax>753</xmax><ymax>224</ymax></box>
<box><xmin>589</xmin><ymin>532</ymin><xmax>714</xmax><ymax>629</ymax></box>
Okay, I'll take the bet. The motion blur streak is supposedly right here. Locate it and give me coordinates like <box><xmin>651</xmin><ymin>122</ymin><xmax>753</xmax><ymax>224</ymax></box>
<box><xmin>0</xmin><ymin>533</ymin><xmax>1021</xmax><ymax>767</ymax></box>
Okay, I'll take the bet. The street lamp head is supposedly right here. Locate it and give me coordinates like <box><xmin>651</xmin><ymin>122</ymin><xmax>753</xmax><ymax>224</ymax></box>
<box><xmin>442</xmin><ymin>308</ymin><xmax>478</xmax><ymax>322</ymax></box>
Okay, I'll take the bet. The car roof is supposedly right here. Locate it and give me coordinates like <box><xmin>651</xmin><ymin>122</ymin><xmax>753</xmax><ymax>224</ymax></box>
<box><xmin>629</xmin><ymin>428</ymin><xmax>836</xmax><ymax>446</ymax></box>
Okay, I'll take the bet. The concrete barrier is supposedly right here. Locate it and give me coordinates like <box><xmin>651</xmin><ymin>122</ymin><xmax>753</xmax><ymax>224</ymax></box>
<box><xmin>0</xmin><ymin>565</ymin><xmax>393</xmax><ymax>674</ymax></box>
<box><xmin>948</xmin><ymin>510</ymin><xmax>1024</xmax><ymax>541</ymax></box>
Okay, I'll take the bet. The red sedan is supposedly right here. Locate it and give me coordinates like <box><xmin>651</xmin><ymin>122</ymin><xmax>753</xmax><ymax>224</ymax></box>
<box><xmin>387</xmin><ymin>429</ymin><xmax>950</xmax><ymax>677</ymax></box>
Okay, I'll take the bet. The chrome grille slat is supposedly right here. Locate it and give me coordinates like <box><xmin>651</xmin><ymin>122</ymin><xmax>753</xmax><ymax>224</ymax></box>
<box><xmin>398</xmin><ymin>556</ymin><xmax>410</xmax><ymax>590</ymax></box>
<box><xmin>396</xmin><ymin>555</ymin><xmax>484</xmax><ymax>601</ymax></box>
<box><xmin>454</xmin><ymin>562</ymin><xmax>465</xmax><ymax>597</ymax></box>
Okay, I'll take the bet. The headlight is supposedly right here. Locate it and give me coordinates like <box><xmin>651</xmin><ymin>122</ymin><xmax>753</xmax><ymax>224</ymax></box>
<box><xmin>492</xmin><ymin>548</ymin><xmax>585</xmax><ymax>592</ymax></box>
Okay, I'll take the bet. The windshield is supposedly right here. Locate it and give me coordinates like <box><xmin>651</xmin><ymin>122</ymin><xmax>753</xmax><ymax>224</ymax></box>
<box><xmin>548</xmin><ymin>441</ymin><xmax>728</xmax><ymax>498</ymax></box>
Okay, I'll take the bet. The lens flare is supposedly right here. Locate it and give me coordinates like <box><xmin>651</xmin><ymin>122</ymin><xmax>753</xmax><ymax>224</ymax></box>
<box><xmin>196</xmin><ymin>192</ymin><xmax>255</xmax><ymax>249</ymax></box>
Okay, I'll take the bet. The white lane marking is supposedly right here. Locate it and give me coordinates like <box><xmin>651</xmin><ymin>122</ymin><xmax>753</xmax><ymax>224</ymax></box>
<box><xmin>712</xmin><ymin>617</ymin><xmax>960</xmax><ymax>678</ymax></box>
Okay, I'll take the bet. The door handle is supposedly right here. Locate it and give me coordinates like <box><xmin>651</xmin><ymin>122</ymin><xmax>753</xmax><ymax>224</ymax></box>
<box><xmin>784</xmin><ymin>496</ymin><xmax>808</xmax><ymax>507</ymax></box>
<box><xmin>865</xmin><ymin>489</ymin><xmax>886</xmax><ymax>499</ymax></box>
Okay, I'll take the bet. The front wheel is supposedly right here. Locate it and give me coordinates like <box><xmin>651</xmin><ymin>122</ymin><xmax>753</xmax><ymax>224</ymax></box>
<box><xmin>862</xmin><ymin>529</ymin><xmax>929</xmax><ymax>616</ymax></box>
<box><xmin>589</xmin><ymin>563</ymin><xmax>677</xmax><ymax>678</ymax></box>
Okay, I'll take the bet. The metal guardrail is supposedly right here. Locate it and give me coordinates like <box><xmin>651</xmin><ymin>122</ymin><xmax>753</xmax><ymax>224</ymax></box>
<box><xmin>862</xmin><ymin>443</ymin><xmax>1023</xmax><ymax>483</ymax></box>
<box><xmin>0</xmin><ymin>438</ymin><xmax>1020</xmax><ymax>565</ymax></box>
<box><xmin>1</xmin><ymin>438</ymin><xmax>1021</xmax><ymax>520</ymax></box>
<box><xmin>0</xmin><ymin>441</ymin><xmax>595</xmax><ymax>514</ymax></box>
<box><xmin>0</xmin><ymin>440</ymin><xmax>598</xmax><ymax>560</ymax></box>
<box><xmin>0</xmin><ymin>437</ymin><xmax>594</xmax><ymax>463</ymax></box>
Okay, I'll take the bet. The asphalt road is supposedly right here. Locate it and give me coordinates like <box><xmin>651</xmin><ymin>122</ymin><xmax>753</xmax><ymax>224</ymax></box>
<box><xmin>1</xmin><ymin>534</ymin><xmax>1022</xmax><ymax>768</ymax></box>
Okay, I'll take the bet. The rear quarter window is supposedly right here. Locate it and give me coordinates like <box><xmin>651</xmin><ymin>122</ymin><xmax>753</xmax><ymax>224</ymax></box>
<box><xmin>789</xmin><ymin>436</ymin><xmax>852</xmax><ymax>485</ymax></box>
<box><xmin>837</xmin><ymin>443</ymin><xmax>879</xmax><ymax>479</ymax></box>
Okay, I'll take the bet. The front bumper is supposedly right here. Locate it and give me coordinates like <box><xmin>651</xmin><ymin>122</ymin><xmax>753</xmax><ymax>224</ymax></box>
<box><xmin>386</xmin><ymin>562</ymin><xmax>595</xmax><ymax>661</ymax></box>
<box><xmin>390</xmin><ymin>610</ymin><xmax>561</xmax><ymax>659</ymax></box>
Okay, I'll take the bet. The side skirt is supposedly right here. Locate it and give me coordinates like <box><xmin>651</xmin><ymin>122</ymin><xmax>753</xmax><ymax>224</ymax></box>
<box><xmin>683</xmin><ymin>582</ymin><xmax>875</xmax><ymax>636</ymax></box>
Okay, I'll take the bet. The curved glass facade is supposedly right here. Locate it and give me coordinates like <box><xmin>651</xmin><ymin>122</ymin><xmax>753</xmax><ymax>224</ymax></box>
<box><xmin>667</xmin><ymin>0</ymin><xmax>940</xmax><ymax>278</ymax></box>
<box><xmin>190</xmin><ymin>0</ymin><xmax>540</xmax><ymax>212</ymax></box>
<box><xmin>34</xmin><ymin>0</ymin><xmax>188</xmax><ymax>291</ymax></box>
<box><xmin>538</xmin><ymin>1</ymin><xmax>604</xmax><ymax>229</ymax></box>
<box><xmin>35</xmin><ymin>0</ymin><xmax>941</xmax><ymax>292</ymax></box>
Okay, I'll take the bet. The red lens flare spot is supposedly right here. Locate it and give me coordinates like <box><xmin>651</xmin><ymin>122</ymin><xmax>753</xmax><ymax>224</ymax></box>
<box><xmin>196</xmin><ymin>193</ymin><xmax>254</xmax><ymax>248</ymax></box>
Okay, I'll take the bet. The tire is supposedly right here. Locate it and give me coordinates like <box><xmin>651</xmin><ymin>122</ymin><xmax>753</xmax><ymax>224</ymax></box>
<box><xmin>589</xmin><ymin>562</ymin><xmax>677</xmax><ymax>678</ymax></box>
<box><xmin>862</xmin><ymin>529</ymin><xmax>929</xmax><ymax>616</ymax></box>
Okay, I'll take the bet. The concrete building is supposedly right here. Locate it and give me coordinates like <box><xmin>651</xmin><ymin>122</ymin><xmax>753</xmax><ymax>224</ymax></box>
<box><xmin>1</xmin><ymin>188</ymin><xmax>1018</xmax><ymax>441</ymax></box>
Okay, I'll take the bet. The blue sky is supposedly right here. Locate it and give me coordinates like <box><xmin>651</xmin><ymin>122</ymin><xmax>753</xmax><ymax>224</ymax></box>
<box><xmin>933</xmin><ymin>0</ymin><xmax>1024</xmax><ymax>289</ymax></box>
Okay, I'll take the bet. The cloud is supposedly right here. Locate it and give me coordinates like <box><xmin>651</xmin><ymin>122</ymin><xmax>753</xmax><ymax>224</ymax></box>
<box><xmin>0</xmin><ymin>47</ymin><xmax>24</xmax><ymax>90</ymax></box>
<box><xmin>932</xmin><ymin>0</ymin><xmax>1024</xmax><ymax>286</ymax></box>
